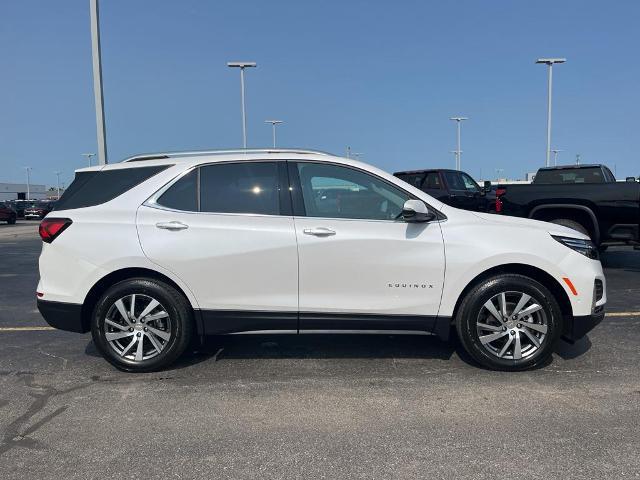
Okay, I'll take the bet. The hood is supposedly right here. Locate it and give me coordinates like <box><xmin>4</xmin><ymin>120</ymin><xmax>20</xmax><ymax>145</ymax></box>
<box><xmin>470</xmin><ymin>211</ymin><xmax>590</xmax><ymax>240</ymax></box>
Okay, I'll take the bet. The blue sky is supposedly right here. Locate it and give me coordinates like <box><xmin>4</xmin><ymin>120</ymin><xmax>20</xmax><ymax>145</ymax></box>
<box><xmin>1</xmin><ymin>0</ymin><xmax>639</xmax><ymax>187</ymax></box>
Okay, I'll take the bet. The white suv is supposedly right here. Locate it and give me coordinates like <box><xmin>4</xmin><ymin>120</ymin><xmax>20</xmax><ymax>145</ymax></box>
<box><xmin>37</xmin><ymin>149</ymin><xmax>606</xmax><ymax>372</ymax></box>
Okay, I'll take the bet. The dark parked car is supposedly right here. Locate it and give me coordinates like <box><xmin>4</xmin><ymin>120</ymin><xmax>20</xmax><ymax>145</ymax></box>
<box><xmin>0</xmin><ymin>202</ymin><xmax>17</xmax><ymax>224</ymax></box>
<box><xmin>496</xmin><ymin>164</ymin><xmax>640</xmax><ymax>249</ymax></box>
<box><xmin>394</xmin><ymin>168</ymin><xmax>496</xmax><ymax>212</ymax></box>
<box><xmin>24</xmin><ymin>201</ymin><xmax>55</xmax><ymax>219</ymax></box>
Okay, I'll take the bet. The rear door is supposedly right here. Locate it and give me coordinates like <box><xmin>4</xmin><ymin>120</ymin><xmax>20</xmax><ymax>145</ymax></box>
<box><xmin>137</xmin><ymin>161</ymin><xmax>299</xmax><ymax>332</ymax></box>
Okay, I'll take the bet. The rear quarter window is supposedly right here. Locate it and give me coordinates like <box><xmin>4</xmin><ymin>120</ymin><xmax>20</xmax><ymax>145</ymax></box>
<box><xmin>54</xmin><ymin>165</ymin><xmax>170</xmax><ymax>211</ymax></box>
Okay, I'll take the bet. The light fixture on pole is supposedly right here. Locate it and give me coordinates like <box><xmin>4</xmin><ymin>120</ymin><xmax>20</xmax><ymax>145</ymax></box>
<box><xmin>24</xmin><ymin>167</ymin><xmax>32</xmax><ymax>200</ymax></box>
<box><xmin>54</xmin><ymin>171</ymin><xmax>62</xmax><ymax>199</ymax></box>
<box><xmin>449</xmin><ymin>117</ymin><xmax>468</xmax><ymax>171</ymax></box>
<box><xmin>82</xmin><ymin>153</ymin><xmax>96</xmax><ymax>166</ymax></box>
<box><xmin>227</xmin><ymin>62</ymin><xmax>257</xmax><ymax>148</ymax></box>
<box><xmin>551</xmin><ymin>149</ymin><xmax>563</xmax><ymax>166</ymax></box>
<box><xmin>536</xmin><ymin>58</ymin><xmax>566</xmax><ymax>167</ymax></box>
<box><xmin>346</xmin><ymin>146</ymin><xmax>351</xmax><ymax>158</ymax></box>
<box><xmin>264</xmin><ymin>120</ymin><xmax>283</xmax><ymax>148</ymax></box>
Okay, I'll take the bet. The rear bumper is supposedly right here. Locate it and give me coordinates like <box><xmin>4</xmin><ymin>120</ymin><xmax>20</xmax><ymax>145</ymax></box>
<box><xmin>37</xmin><ymin>299</ymin><xmax>87</xmax><ymax>333</ymax></box>
<box><xmin>563</xmin><ymin>309</ymin><xmax>605</xmax><ymax>342</ymax></box>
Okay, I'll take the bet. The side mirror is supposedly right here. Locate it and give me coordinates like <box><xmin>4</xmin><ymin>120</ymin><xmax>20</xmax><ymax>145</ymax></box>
<box><xmin>626</xmin><ymin>176</ymin><xmax>637</xmax><ymax>182</ymax></box>
<box><xmin>401</xmin><ymin>200</ymin><xmax>435</xmax><ymax>223</ymax></box>
<box><xmin>483</xmin><ymin>180</ymin><xmax>492</xmax><ymax>191</ymax></box>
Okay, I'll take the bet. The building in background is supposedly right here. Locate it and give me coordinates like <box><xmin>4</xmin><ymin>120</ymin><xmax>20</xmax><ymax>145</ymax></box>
<box><xmin>0</xmin><ymin>183</ymin><xmax>47</xmax><ymax>201</ymax></box>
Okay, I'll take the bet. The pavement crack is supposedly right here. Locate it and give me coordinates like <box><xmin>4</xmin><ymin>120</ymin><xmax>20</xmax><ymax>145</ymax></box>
<box><xmin>0</xmin><ymin>374</ymin><xmax>91</xmax><ymax>457</ymax></box>
<box><xmin>37</xmin><ymin>347</ymin><xmax>69</xmax><ymax>370</ymax></box>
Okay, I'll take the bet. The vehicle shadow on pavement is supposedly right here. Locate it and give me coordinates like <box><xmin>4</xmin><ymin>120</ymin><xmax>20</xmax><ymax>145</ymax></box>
<box><xmin>555</xmin><ymin>336</ymin><xmax>592</xmax><ymax>360</ymax></box>
<box><xmin>85</xmin><ymin>334</ymin><xmax>458</xmax><ymax>370</ymax></box>
<box><xmin>84</xmin><ymin>333</ymin><xmax>592</xmax><ymax>372</ymax></box>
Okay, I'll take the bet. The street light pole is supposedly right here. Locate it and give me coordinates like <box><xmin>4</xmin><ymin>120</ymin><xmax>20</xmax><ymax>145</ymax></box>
<box><xmin>24</xmin><ymin>167</ymin><xmax>32</xmax><ymax>200</ymax></box>
<box><xmin>82</xmin><ymin>153</ymin><xmax>96</xmax><ymax>166</ymax></box>
<box><xmin>264</xmin><ymin>120</ymin><xmax>283</xmax><ymax>148</ymax></box>
<box><xmin>551</xmin><ymin>149</ymin><xmax>563</xmax><ymax>166</ymax></box>
<box><xmin>227</xmin><ymin>62</ymin><xmax>257</xmax><ymax>148</ymax></box>
<box><xmin>54</xmin><ymin>171</ymin><xmax>62</xmax><ymax>199</ymax></box>
<box><xmin>536</xmin><ymin>58</ymin><xmax>566</xmax><ymax>167</ymax></box>
<box><xmin>90</xmin><ymin>0</ymin><xmax>108</xmax><ymax>165</ymax></box>
<box><xmin>449</xmin><ymin>117</ymin><xmax>468</xmax><ymax>171</ymax></box>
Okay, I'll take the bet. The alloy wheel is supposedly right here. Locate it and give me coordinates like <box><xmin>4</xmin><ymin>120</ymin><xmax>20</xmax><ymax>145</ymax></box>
<box><xmin>103</xmin><ymin>294</ymin><xmax>172</xmax><ymax>362</ymax></box>
<box><xmin>476</xmin><ymin>291</ymin><xmax>548</xmax><ymax>360</ymax></box>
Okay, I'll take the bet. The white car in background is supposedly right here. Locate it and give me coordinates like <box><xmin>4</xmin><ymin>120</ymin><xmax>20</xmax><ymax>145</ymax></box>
<box><xmin>37</xmin><ymin>149</ymin><xmax>606</xmax><ymax>372</ymax></box>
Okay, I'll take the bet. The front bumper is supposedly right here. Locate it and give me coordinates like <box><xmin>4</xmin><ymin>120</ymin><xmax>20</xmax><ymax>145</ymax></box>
<box><xmin>37</xmin><ymin>299</ymin><xmax>87</xmax><ymax>333</ymax></box>
<box><xmin>562</xmin><ymin>308</ymin><xmax>605</xmax><ymax>342</ymax></box>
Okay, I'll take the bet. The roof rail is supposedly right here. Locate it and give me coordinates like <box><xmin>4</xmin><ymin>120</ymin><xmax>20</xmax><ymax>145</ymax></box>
<box><xmin>123</xmin><ymin>148</ymin><xmax>333</xmax><ymax>162</ymax></box>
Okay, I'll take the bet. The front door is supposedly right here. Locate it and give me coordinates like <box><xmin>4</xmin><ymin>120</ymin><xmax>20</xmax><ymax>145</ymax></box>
<box><xmin>289</xmin><ymin>161</ymin><xmax>446</xmax><ymax>331</ymax></box>
<box><xmin>137</xmin><ymin>161</ymin><xmax>299</xmax><ymax>333</ymax></box>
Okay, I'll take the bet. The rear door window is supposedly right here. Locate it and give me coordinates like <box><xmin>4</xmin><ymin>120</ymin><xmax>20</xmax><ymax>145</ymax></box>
<box><xmin>200</xmin><ymin>162</ymin><xmax>280</xmax><ymax>215</ymax></box>
<box><xmin>55</xmin><ymin>165</ymin><xmax>170</xmax><ymax>211</ymax></box>
<box><xmin>156</xmin><ymin>162</ymin><xmax>282</xmax><ymax>215</ymax></box>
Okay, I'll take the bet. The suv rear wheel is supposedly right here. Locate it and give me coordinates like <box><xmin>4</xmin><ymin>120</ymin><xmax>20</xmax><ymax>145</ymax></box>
<box><xmin>455</xmin><ymin>274</ymin><xmax>562</xmax><ymax>371</ymax></box>
<box><xmin>91</xmin><ymin>278</ymin><xmax>193</xmax><ymax>372</ymax></box>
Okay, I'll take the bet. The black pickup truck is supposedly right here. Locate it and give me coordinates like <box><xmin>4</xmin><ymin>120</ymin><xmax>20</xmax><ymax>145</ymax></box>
<box><xmin>394</xmin><ymin>168</ymin><xmax>496</xmax><ymax>212</ymax></box>
<box><xmin>497</xmin><ymin>164</ymin><xmax>640</xmax><ymax>249</ymax></box>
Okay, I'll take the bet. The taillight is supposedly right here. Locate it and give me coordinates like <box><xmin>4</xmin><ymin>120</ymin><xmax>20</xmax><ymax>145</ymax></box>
<box><xmin>39</xmin><ymin>218</ymin><xmax>72</xmax><ymax>243</ymax></box>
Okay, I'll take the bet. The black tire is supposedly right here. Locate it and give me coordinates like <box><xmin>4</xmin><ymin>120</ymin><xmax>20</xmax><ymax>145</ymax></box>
<box><xmin>455</xmin><ymin>274</ymin><xmax>563</xmax><ymax>371</ymax></box>
<box><xmin>549</xmin><ymin>218</ymin><xmax>589</xmax><ymax>238</ymax></box>
<box><xmin>7</xmin><ymin>215</ymin><xmax>16</xmax><ymax>225</ymax></box>
<box><xmin>91</xmin><ymin>277</ymin><xmax>193</xmax><ymax>372</ymax></box>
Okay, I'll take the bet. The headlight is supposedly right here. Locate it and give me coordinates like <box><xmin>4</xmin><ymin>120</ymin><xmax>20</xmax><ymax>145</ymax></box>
<box><xmin>552</xmin><ymin>235</ymin><xmax>599</xmax><ymax>259</ymax></box>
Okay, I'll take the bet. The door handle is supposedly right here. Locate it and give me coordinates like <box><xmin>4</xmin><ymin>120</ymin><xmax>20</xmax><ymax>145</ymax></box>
<box><xmin>303</xmin><ymin>227</ymin><xmax>336</xmax><ymax>237</ymax></box>
<box><xmin>156</xmin><ymin>221</ymin><xmax>189</xmax><ymax>231</ymax></box>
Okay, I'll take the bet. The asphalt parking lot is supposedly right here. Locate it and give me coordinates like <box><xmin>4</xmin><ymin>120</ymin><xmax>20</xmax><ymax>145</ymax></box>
<box><xmin>0</xmin><ymin>223</ymin><xmax>639</xmax><ymax>479</ymax></box>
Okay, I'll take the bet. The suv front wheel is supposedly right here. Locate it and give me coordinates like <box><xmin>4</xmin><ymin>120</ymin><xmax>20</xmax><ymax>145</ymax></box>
<box><xmin>455</xmin><ymin>274</ymin><xmax>562</xmax><ymax>371</ymax></box>
<box><xmin>91</xmin><ymin>278</ymin><xmax>193</xmax><ymax>372</ymax></box>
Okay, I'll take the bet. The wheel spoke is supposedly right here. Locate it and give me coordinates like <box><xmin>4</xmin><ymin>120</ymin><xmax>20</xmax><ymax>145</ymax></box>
<box><xmin>105</xmin><ymin>319</ymin><xmax>129</xmax><ymax>331</ymax></box>
<box><xmin>142</xmin><ymin>311</ymin><xmax>169</xmax><ymax>323</ymax></box>
<box><xmin>120</xmin><ymin>336</ymin><xmax>137</xmax><ymax>357</ymax></box>
<box><xmin>512</xmin><ymin>293</ymin><xmax>531</xmax><ymax>317</ymax></box>
<box><xmin>134</xmin><ymin>335</ymin><xmax>145</xmax><ymax>361</ymax></box>
<box><xmin>477</xmin><ymin>322</ymin><xmax>503</xmax><ymax>332</ymax></box>
<box><xmin>483</xmin><ymin>300</ymin><xmax>504</xmax><ymax>324</ymax></box>
<box><xmin>146</xmin><ymin>331</ymin><xmax>163</xmax><ymax>353</ymax></box>
<box><xmin>479</xmin><ymin>331</ymin><xmax>508</xmax><ymax>345</ymax></box>
<box><xmin>130</xmin><ymin>294</ymin><xmax>136</xmax><ymax>318</ymax></box>
<box><xmin>138</xmin><ymin>299</ymin><xmax>160</xmax><ymax>320</ymax></box>
<box><xmin>498</xmin><ymin>292</ymin><xmax>508</xmax><ymax>318</ymax></box>
<box><xmin>106</xmin><ymin>331</ymin><xmax>134</xmax><ymax>341</ymax></box>
<box><xmin>521</xmin><ymin>321</ymin><xmax>547</xmax><ymax>334</ymax></box>
<box><xmin>513</xmin><ymin>331</ymin><xmax>522</xmax><ymax>359</ymax></box>
<box><xmin>146</xmin><ymin>325</ymin><xmax>170</xmax><ymax>341</ymax></box>
<box><xmin>521</xmin><ymin>328</ymin><xmax>541</xmax><ymax>348</ymax></box>
<box><xmin>114</xmin><ymin>299</ymin><xmax>131</xmax><ymax>326</ymax></box>
<box><xmin>498</xmin><ymin>335</ymin><xmax>513</xmax><ymax>358</ymax></box>
<box><xmin>518</xmin><ymin>304</ymin><xmax>542</xmax><ymax>318</ymax></box>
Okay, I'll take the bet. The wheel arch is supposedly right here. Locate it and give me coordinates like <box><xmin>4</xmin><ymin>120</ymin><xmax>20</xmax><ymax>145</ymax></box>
<box><xmin>528</xmin><ymin>204</ymin><xmax>600</xmax><ymax>243</ymax></box>
<box><xmin>451</xmin><ymin>263</ymin><xmax>573</xmax><ymax>324</ymax></box>
<box><xmin>80</xmin><ymin>267</ymin><xmax>201</xmax><ymax>334</ymax></box>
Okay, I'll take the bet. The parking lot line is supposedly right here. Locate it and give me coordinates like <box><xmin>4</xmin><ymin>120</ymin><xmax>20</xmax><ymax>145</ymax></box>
<box><xmin>0</xmin><ymin>311</ymin><xmax>639</xmax><ymax>333</ymax></box>
<box><xmin>0</xmin><ymin>326</ymin><xmax>55</xmax><ymax>332</ymax></box>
